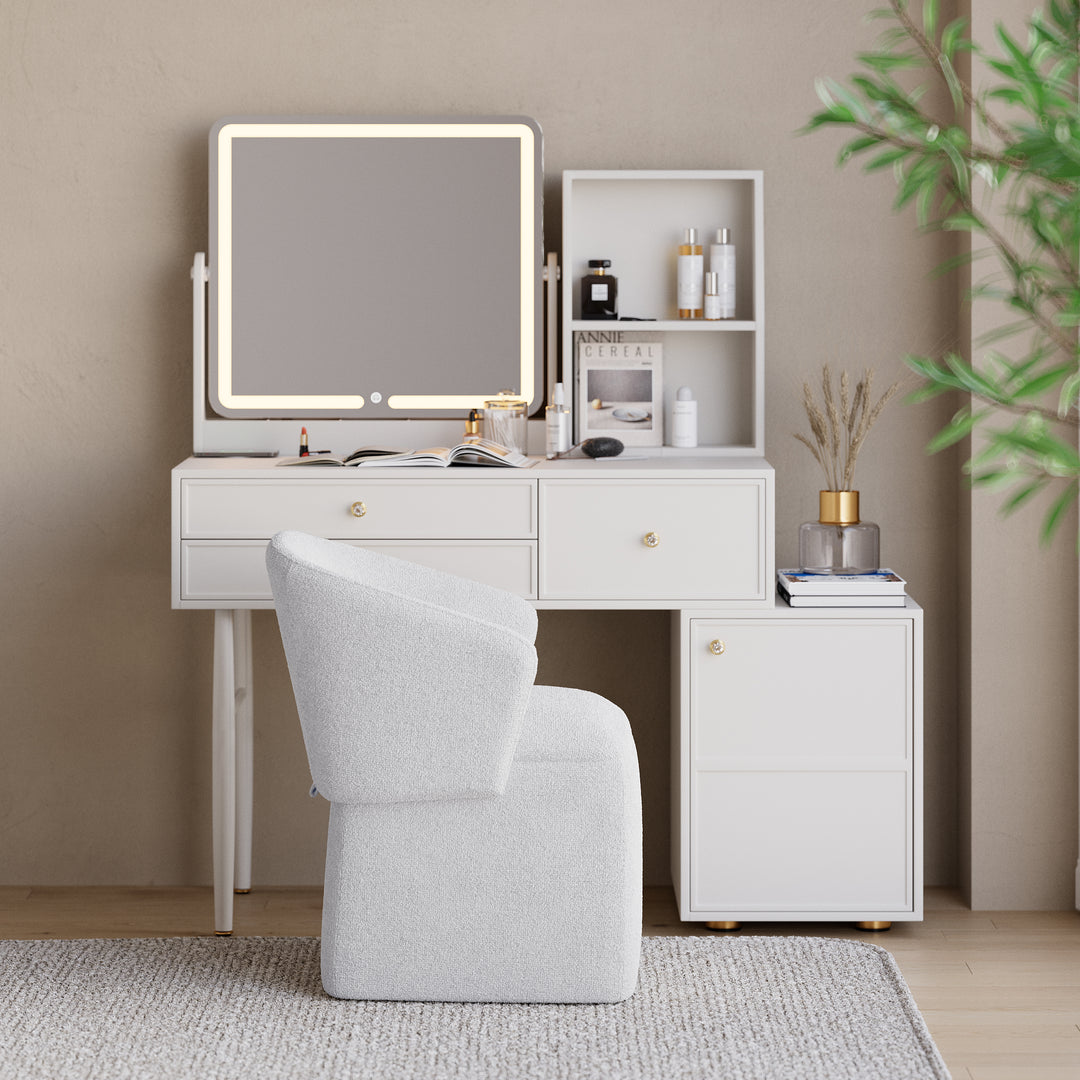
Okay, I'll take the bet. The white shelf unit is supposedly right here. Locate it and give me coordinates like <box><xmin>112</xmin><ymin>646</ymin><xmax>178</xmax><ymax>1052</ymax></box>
<box><xmin>562</xmin><ymin>170</ymin><xmax>764</xmax><ymax>455</ymax></box>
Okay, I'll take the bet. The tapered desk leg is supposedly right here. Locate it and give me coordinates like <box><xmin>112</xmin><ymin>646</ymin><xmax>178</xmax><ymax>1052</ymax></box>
<box><xmin>234</xmin><ymin>609</ymin><xmax>253</xmax><ymax>895</ymax></box>
<box><xmin>212</xmin><ymin>610</ymin><xmax>236</xmax><ymax>935</ymax></box>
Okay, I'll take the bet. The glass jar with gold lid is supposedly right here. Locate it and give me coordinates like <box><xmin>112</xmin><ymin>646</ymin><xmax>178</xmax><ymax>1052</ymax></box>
<box><xmin>482</xmin><ymin>393</ymin><xmax>528</xmax><ymax>454</ymax></box>
<box><xmin>798</xmin><ymin>490</ymin><xmax>880</xmax><ymax>575</ymax></box>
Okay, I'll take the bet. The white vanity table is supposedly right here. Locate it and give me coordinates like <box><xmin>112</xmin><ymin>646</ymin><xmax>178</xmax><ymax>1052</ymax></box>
<box><xmin>171</xmin><ymin>454</ymin><xmax>922</xmax><ymax>937</ymax></box>
<box><xmin>173</xmin><ymin>453</ymin><xmax>774</xmax><ymax>933</ymax></box>
<box><xmin>176</xmin><ymin>121</ymin><xmax>922</xmax><ymax>935</ymax></box>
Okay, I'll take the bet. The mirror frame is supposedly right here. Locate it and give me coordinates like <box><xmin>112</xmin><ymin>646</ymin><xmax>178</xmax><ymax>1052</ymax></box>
<box><xmin>208</xmin><ymin>116</ymin><xmax>542</xmax><ymax>419</ymax></box>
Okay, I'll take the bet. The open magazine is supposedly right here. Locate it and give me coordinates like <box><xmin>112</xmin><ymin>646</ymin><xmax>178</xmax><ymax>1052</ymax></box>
<box><xmin>276</xmin><ymin>439</ymin><xmax>534</xmax><ymax>469</ymax></box>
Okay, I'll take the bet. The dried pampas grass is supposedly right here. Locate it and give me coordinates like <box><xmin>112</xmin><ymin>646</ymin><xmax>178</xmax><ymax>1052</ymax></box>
<box><xmin>795</xmin><ymin>364</ymin><xmax>900</xmax><ymax>491</ymax></box>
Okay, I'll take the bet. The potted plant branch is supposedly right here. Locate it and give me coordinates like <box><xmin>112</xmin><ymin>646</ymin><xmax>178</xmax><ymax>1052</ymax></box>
<box><xmin>804</xmin><ymin>0</ymin><xmax>1080</xmax><ymax>543</ymax></box>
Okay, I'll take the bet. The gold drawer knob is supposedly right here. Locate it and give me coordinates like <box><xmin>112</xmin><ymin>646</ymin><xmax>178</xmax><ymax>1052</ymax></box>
<box><xmin>349</xmin><ymin>500</ymin><xmax>367</xmax><ymax>518</ymax></box>
<box><xmin>643</xmin><ymin>532</ymin><xmax>660</xmax><ymax>548</ymax></box>
<box><xmin>709</xmin><ymin>639</ymin><xmax>726</xmax><ymax>656</ymax></box>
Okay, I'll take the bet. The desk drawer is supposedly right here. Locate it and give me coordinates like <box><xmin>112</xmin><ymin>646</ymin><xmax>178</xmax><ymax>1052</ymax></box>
<box><xmin>181</xmin><ymin>539</ymin><xmax>537</xmax><ymax>602</ymax></box>
<box><xmin>539</xmin><ymin>479</ymin><xmax>766</xmax><ymax>601</ymax></box>
<box><xmin>181</xmin><ymin>477</ymin><xmax>537</xmax><ymax>540</ymax></box>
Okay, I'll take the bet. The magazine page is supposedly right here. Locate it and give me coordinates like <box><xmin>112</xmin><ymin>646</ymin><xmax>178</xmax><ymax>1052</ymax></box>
<box><xmin>276</xmin><ymin>454</ymin><xmax>349</xmax><ymax>466</ymax></box>
<box><xmin>343</xmin><ymin>446</ymin><xmax>412</xmax><ymax>463</ymax></box>
<box><xmin>447</xmin><ymin>439</ymin><xmax>534</xmax><ymax>468</ymax></box>
<box><xmin>351</xmin><ymin>447</ymin><xmax>453</xmax><ymax>467</ymax></box>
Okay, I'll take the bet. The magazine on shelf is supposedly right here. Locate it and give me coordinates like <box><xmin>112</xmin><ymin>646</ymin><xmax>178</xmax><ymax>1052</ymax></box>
<box><xmin>777</xmin><ymin>569</ymin><xmax>906</xmax><ymax>596</ymax></box>
<box><xmin>276</xmin><ymin>440</ymin><xmax>534</xmax><ymax>469</ymax></box>
<box><xmin>777</xmin><ymin>584</ymin><xmax>907</xmax><ymax>608</ymax></box>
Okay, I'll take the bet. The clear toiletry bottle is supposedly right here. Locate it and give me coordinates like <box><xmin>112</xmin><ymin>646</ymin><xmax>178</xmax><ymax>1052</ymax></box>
<box><xmin>581</xmin><ymin>259</ymin><xmax>618</xmax><ymax>319</ymax></box>
<box><xmin>704</xmin><ymin>272</ymin><xmax>722</xmax><ymax>321</ymax></box>
<box><xmin>546</xmin><ymin>383</ymin><xmax>572</xmax><ymax>458</ymax></box>
<box><xmin>671</xmin><ymin>385</ymin><xmax>698</xmax><ymax>448</ymax></box>
<box><xmin>709</xmin><ymin>227</ymin><xmax>736</xmax><ymax>319</ymax></box>
<box><xmin>677</xmin><ymin>228</ymin><xmax>703</xmax><ymax>319</ymax></box>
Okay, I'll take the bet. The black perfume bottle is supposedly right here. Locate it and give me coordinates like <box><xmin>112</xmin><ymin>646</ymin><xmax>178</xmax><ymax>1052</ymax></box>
<box><xmin>581</xmin><ymin>259</ymin><xmax>618</xmax><ymax>319</ymax></box>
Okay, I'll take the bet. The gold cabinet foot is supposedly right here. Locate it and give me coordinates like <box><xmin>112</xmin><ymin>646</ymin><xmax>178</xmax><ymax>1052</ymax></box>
<box><xmin>706</xmin><ymin>921</ymin><xmax>741</xmax><ymax>931</ymax></box>
<box><xmin>214</xmin><ymin>930</ymin><xmax>233</xmax><ymax>936</ymax></box>
<box><xmin>233</xmin><ymin>888</ymin><xmax>251</xmax><ymax>895</ymax></box>
<box><xmin>855</xmin><ymin>920</ymin><xmax>892</xmax><ymax>931</ymax></box>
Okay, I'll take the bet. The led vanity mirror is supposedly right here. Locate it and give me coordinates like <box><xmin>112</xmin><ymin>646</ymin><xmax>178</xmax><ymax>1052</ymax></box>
<box><xmin>208</xmin><ymin>117</ymin><xmax>542</xmax><ymax>418</ymax></box>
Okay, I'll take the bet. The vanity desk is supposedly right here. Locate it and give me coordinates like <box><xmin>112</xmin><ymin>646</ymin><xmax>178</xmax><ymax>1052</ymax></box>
<box><xmin>172</xmin><ymin>454</ymin><xmax>922</xmax><ymax>938</ymax></box>
<box><xmin>178</xmin><ymin>123</ymin><xmax>921</xmax><ymax>936</ymax></box>
<box><xmin>172</xmin><ymin>453</ymin><xmax>775</xmax><ymax>933</ymax></box>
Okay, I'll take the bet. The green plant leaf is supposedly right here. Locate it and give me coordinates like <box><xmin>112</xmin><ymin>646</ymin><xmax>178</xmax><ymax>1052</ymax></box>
<box><xmin>940</xmin><ymin>15</ymin><xmax>969</xmax><ymax>58</ymax></box>
<box><xmin>865</xmin><ymin>146</ymin><xmax>913</xmax><ymax>171</ymax></box>
<box><xmin>923</xmin><ymin>0</ymin><xmax>939</xmax><ymax>41</ymax></box>
<box><xmin>1007</xmin><ymin>362</ymin><xmax>1076</xmax><ymax>401</ymax></box>
<box><xmin>1040</xmin><ymin>481</ymin><xmax>1079</xmax><ymax>542</ymax></box>
<box><xmin>1058</xmin><ymin>369</ymin><xmax>1080</xmax><ymax>414</ymax></box>
<box><xmin>999</xmin><ymin>476</ymin><xmax>1050</xmax><ymax>514</ymax></box>
<box><xmin>925</xmin><ymin>406</ymin><xmax>988</xmax><ymax>452</ymax></box>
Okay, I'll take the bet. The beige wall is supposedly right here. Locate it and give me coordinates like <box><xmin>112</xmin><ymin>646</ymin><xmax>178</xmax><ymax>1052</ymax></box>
<box><xmin>957</xmin><ymin>0</ymin><xmax>1079</xmax><ymax>909</ymax></box>
<box><xmin>2</xmin><ymin>0</ymin><xmax>1062</xmax><ymax>901</ymax></box>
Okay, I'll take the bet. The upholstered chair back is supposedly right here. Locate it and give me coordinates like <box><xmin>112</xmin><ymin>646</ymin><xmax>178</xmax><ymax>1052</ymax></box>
<box><xmin>266</xmin><ymin>531</ymin><xmax>538</xmax><ymax>805</ymax></box>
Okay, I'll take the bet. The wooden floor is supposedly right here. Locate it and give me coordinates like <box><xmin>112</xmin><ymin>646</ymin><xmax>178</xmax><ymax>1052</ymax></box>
<box><xmin>2</xmin><ymin>885</ymin><xmax>1078</xmax><ymax>1079</ymax></box>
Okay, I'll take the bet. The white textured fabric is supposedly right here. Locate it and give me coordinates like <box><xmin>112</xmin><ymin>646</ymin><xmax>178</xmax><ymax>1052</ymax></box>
<box><xmin>265</xmin><ymin>532</ymin><xmax>642</xmax><ymax>1003</ymax></box>
<box><xmin>266</xmin><ymin>531</ymin><xmax>538</xmax><ymax>804</ymax></box>
<box><xmin>0</xmin><ymin>936</ymin><xmax>952</xmax><ymax>1080</ymax></box>
<box><xmin>321</xmin><ymin>685</ymin><xmax>642</xmax><ymax>1003</ymax></box>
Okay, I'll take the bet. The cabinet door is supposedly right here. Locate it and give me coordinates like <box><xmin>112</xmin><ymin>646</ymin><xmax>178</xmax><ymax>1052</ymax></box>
<box><xmin>688</xmin><ymin>618</ymin><xmax>915</xmax><ymax>914</ymax></box>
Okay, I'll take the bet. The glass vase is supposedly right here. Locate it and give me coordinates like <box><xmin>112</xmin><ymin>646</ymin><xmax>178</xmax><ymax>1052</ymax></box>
<box><xmin>799</xmin><ymin>491</ymin><xmax>879</xmax><ymax>575</ymax></box>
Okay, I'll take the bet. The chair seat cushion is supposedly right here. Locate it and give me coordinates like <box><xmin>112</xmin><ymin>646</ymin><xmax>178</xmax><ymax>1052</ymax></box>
<box><xmin>319</xmin><ymin>684</ymin><xmax>642</xmax><ymax>1003</ymax></box>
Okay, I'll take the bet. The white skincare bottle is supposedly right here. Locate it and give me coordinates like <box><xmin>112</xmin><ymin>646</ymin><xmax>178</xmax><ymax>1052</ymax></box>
<box><xmin>671</xmin><ymin>386</ymin><xmax>698</xmax><ymax>448</ymax></box>
<box><xmin>704</xmin><ymin>271</ymin><xmax>722</xmax><ymax>321</ymax></box>
<box><xmin>545</xmin><ymin>382</ymin><xmax>572</xmax><ymax>458</ymax></box>
<box><xmin>709</xmin><ymin>227</ymin><xmax>736</xmax><ymax>319</ymax></box>
<box><xmin>677</xmin><ymin>227</ymin><xmax>703</xmax><ymax>319</ymax></box>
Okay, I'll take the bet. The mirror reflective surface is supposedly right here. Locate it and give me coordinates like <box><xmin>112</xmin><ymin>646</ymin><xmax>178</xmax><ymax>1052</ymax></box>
<box><xmin>209</xmin><ymin>118</ymin><xmax>541</xmax><ymax>419</ymax></box>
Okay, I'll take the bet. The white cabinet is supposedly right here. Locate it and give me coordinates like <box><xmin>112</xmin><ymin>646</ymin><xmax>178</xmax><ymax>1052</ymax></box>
<box><xmin>562</xmin><ymin>171</ymin><xmax>764</xmax><ymax>455</ymax></box>
<box><xmin>672</xmin><ymin>603</ymin><xmax>923</xmax><ymax>924</ymax></box>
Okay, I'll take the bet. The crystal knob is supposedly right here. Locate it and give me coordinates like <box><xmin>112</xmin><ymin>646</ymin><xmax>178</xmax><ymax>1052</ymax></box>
<box><xmin>350</xmin><ymin>501</ymin><xmax>367</xmax><ymax>518</ymax></box>
<box><xmin>643</xmin><ymin>532</ymin><xmax>659</xmax><ymax>548</ymax></box>
<box><xmin>709</xmin><ymin>639</ymin><xmax>726</xmax><ymax>656</ymax></box>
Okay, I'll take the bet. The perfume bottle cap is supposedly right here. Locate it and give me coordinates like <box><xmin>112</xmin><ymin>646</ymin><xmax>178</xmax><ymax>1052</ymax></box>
<box><xmin>553</xmin><ymin>382</ymin><xmax>566</xmax><ymax>405</ymax></box>
<box><xmin>715</xmin><ymin>227</ymin><xmax>731</xmax><ymax>244</ymax></box>
<box><xmin>705</xmin><ymin>272</ymin><xmax>719</xmax><ymax>295</ymax></box>
<box><xmin>587</xmin><ymin>259</ymin><xmax>611</xmax><ymax>269</ymax></box>
<box><xmin>683</xmin><ymin>227</ymin><xmax>698</xmax><ymax>244</ymax></box>
<box><xmin>676</xmin><ymin>386</ymin><xmax>695</xmax><ymax>402</ymax></box>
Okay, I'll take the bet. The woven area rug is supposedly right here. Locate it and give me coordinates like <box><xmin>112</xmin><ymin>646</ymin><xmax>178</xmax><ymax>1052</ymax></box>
<box><xmin>0</xmin><ymin>935</ymin><xmax>949</xmax><ymax>1080</ymax></box>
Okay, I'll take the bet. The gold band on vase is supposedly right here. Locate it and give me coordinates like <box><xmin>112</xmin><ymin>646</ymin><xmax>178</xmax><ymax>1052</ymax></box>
<box><xmin>819</xmin><ymin>490</ymin><xmax>860</xmax><ymax>526</ymax></box>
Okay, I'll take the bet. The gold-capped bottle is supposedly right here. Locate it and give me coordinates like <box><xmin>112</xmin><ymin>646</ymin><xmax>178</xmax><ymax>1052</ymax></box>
<box><xmin>677</xmin><ymin>228</ymin><xmax>703</xmax><ymax>318</ymax></box>
<box><xmin>581</xmin><ymin>259</ymin><xmax>618</xmax><ymax>319</ymax></box>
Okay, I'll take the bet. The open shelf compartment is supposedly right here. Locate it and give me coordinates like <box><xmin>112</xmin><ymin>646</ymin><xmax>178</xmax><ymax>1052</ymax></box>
<box><xmin>562</xmin><ymin>170</ymin><xmax>764</xmax><ymax>456</ymax></box>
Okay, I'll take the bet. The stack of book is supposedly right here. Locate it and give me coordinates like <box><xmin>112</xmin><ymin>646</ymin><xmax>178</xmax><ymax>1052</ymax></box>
<box><xmin>777</xmin><ymin>569</ymin><xmax>907</xmax><ymax>608</ymax></box>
